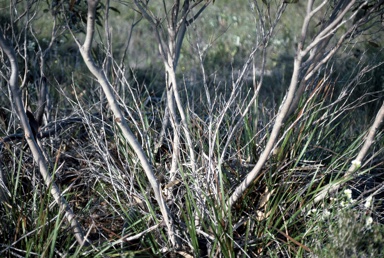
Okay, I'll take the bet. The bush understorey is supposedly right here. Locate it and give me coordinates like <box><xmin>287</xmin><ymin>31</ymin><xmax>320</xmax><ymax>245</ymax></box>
<box><xmin>1</xmin><ymin>0</ymin><xmax>384</xmax><ymax>257</ymax></box>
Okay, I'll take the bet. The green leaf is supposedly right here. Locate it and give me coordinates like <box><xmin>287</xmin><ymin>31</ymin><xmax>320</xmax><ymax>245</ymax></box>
<box><xmin>109</xmin><ymin>6</ymin><xmax>121</xmax><ymax>14</ymax></box>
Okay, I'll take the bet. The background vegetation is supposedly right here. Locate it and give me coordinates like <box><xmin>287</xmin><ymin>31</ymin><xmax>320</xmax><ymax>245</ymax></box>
<box><xmin>0</xmin><ymin>0</ymin><xmax>384</xmax><ymax>257</ymax></box>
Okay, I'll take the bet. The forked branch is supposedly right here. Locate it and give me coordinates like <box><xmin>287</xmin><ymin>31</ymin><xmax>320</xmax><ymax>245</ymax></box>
<box><xmin>75</xmin><ymin>0</ymin><xmax>179</xmax><ymax>248</ymax></box>
<box><xmin>227</xmin><ymin>0</ymin><xmax>357</xmax><ymax>208</ymax></box>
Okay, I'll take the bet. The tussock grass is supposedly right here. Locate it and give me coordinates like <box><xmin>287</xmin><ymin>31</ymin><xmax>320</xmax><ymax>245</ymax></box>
<box><xmin>3</xmin><ymin>73</ymin><xmax>383</xmax><ymax>257</ymax></box>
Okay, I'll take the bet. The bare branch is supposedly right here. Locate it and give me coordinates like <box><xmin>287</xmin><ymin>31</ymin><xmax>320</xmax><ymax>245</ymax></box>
<box><xmin>134</xmin><ymin>0</ymin><xmax>169</xmax><ymax>62</ymax></box>
<box><xmin>77</xmin><ymin>0</ymin><xmax>179</xmax><ymax>248</ymax></box>
<box><xmin>0</xmin><ymin>30</ymin><xmax>87</xmax><ymax>247</ymax></box>
<box><xmin>228</xmin><ymin>0</ymin><xmax>323</xmax><ymax>208</ymax></box>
